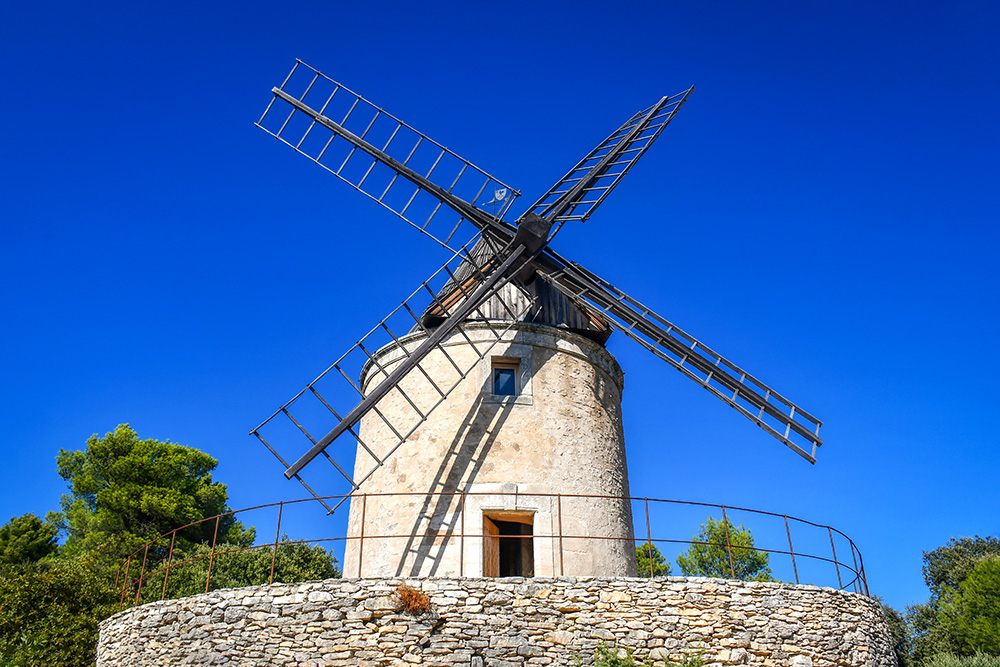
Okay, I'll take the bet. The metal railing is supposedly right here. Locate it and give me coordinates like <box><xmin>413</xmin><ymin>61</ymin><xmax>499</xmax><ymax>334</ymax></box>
<box><xmin>115</xmin><ymin>492</ymin><xmax>868</xmax><ymax>610</ymax></box>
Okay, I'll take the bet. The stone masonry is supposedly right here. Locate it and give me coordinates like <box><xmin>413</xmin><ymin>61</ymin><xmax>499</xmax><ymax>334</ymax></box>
<box><xmin>97</xmin><ymin>576</ymin><xmax>896</xmax><ymax>667</ymax></box>
<box><xmin>345</xmin><ymin>324</ymin><xmax>636</xmax><ymax>578</ymax></box>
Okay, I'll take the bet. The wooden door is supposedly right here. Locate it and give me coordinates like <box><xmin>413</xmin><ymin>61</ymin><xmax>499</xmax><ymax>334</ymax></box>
<box><xmin>483</xmin><ymin>516</ymin><xmax>500</xmax><ymax>577</ymax></box>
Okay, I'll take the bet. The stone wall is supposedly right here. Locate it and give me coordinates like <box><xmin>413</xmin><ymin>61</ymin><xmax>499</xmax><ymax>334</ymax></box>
<box><xmin>98</xmin><ymin>576</ymin><xmax>895</xmax><ymax>667</ymax></box>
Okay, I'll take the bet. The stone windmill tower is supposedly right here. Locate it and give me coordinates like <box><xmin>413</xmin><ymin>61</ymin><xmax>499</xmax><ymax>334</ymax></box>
<box><xmin>251</xmin><ymin>61</ymin><xmax>824</xmax><ymax>580</ymax></box>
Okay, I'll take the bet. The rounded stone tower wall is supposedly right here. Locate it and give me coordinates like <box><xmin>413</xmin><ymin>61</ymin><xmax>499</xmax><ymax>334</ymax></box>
<box><xmin>343</xmin><ymin>322</ymin><xmax>635</xmax><ymax>578</ymax></box>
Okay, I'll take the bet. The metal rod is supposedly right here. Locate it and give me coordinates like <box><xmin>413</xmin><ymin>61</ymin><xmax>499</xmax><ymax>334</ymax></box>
<box><xmin>358</xmin><ymin>494</ymin><xmax>367</xmax><ymax>577</ymax></box>
<box><xmin>116</xmin><ymin>490</ymin><xmax>871</xmax><ymax>595</ymax></box>
<box><xmin>645</xmin><ymin>498</ymin><xmax>653</xmax><ymax>578</ymax></box>
<box><xmin>721</xmin><ymin>507</ymin><xmax>736</xmax><ymax>579</ymax></box>
<box><xmin>270</xmin><ymin>502</ymin><xmax>284</xmax><ymax>585</ymax></box>
<box><xmin>134</xmin><ymin>543</ymin><xmax>149</xmax><ymax>606</ymax></box>
<box><xmin>850</xmin><ymin>541</ymin><xmax>861</xmax><ymax>594</ymax></box>
<box><xmin>161</xmin><ymin>531</ymin><xmax>177</xmax><ymax>600</ymax></box>
<box><xmin>460</xmin><ymin>491</ymin><xmax>465</xmax><ymax>578</ymax></box>
<box><xmin>119</xmin><ymin>556</ymin><xmax>132</xmax><ymax>607</ymax></box>
<box><xmin>828</xmin><ymin>526</ymin><xmax>843</xmax><ymax>589</ymax></box>
<box><xmin>861</xmin><ymin>559</ymin><xmax>870</xmax><ymax>596</ymax></box>
<box><xmin>205</xmin><ymin>515</ymin><xmax>220</xmax><ymax>594</ymax></box>
<box><xmin>558</xmin><ymin>494</ymin><xmax>565</xmax><ymax>577</ymax></box>
<box><xmin>785</xmin><ymin>516</ymin><xmax>799</xmax><ymax>584</ymax></box>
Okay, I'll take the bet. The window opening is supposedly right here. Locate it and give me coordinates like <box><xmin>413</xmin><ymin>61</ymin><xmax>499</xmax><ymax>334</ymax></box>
<box><xmin>492</xmin><ymin>359</ymin><xmax>519</xmax><ymax>396</ymax></box>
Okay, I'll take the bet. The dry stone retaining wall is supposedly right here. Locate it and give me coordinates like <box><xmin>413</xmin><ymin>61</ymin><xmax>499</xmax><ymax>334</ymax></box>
<box><xmin>98</xmin><ymin>576</ymin><xmax>895</xmax><ymax>667</ymax></box>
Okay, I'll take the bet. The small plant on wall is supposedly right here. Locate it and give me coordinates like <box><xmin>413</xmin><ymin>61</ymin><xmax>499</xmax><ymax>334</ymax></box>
<box><xmin>575</xmin><ymin>643</ymin><xmax>705</xmax><ymax>667</ymax></box>
<box><xmin>393</xmin><ymin>582</ymin><xmax>431</xmax><ymax>615</ymax></box>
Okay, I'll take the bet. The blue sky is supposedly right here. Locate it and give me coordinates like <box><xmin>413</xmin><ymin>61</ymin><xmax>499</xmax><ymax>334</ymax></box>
<box><xmin>2</xmin><ymin>1</ymin><xmax>997</xmax><ymax>610</ymax></box>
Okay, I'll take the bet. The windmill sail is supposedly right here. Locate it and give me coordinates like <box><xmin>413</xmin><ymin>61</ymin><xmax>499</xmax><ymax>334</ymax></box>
<box><xmin>257</xmin><ymin>60</ymin><xmax>519</xmax><ymax>253</ymax></box>
<box><xmin>252</xmin><ymin>64</ymin><xmax>824</xmax><ymax>510</ymax></box>
<box><xmin>528</xmin><ymin>87</ymin><xmax>693</xmax><ymax>234</ymax></box>
<box><xmin>251</xmin><ymin>237</ymin><xmax>542</xmax><ymax>512</ymax></box>
<box><xmin>538</xmin><ymin>250</ymin><xmax>823</xmax><ymax>463</ymax></box>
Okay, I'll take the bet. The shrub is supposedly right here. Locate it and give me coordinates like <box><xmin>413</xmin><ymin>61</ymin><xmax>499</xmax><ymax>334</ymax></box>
<box><xmin>575</xmin><ymin>642</ymin><xmax>705</xmax><ymax>667</ymax></box>
<box><xmin>924</xmin><ymin>653</ymin><xmax>1000</xmax><ymax>667</ymax></box>
<box><xmin>0</xmin><ymin>557</ymin><xmax>118</xmax><ymax>667</ymax></box>
<box><xmin>393</xmin><ymin>582</ymin><xmax>431</xmax><ymax>615</ymax></box>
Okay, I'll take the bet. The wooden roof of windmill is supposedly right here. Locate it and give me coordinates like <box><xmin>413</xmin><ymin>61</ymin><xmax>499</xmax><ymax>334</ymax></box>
<box><xmin>418</xmin><ymin>237</ymin><xmax>613</xmax><ymax>344</ymax></box>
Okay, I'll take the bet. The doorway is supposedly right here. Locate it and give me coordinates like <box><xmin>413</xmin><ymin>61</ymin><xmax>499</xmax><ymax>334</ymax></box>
<box><xmin>483</xmin><ymin>513</ymin><xmax>534</xmax><ymax>577</ymax></box>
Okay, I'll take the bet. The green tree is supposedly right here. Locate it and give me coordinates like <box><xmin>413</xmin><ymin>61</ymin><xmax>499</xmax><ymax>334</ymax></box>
<box><xmin>909</xmin><ymin>536</ymin><xmax>1000</xmax><ymax>664</ymax></box>
<box><xmin>635</xmin><ymin>542</ymin><xmax>672</xmax><ymax>577</ymax></box>
<box><xmin>136</xmin><ymin>537</ymin><xmax>341</xmax><ymax>603</ymax></box>
<box><xmin>0</xmin><ymin>513</ymin><xmax>58</xmax><ymax>564</ymax></box>
<box><xmin>0</xmin><ymin>556</ymin><xmax>118</xmax><ymax>667</ymax></box>
<box><xmin>923</xmin><ymin>537</ymin><xmax>1000</xmax><ymax>596</ymax></box>
<box><xmin>937</xmin><ymin>556</ymin><xmax>1000</xmax><ymax>655</ymax></box>
<box><xmin>923</xmin><ymin>653</ymin><xmax>1000</xmax><ymax>667</ymax></box>
<box><xmin>676</xmin><ymin>516</ymin><xmax>774</xmax><ymax>582</ymax></box>
<box><xmin>881</xmin><ymin>600</ymin><xmax>913</xmax><ymax>667</ymax></box>
<box><xmin>52</xmin><ymin>424</ymin><xmax>254</xmax><ymax>560</ymax></box>
<box><xmin>1</xmin><ymin>424</ymin><xmax>342</xmax><ymax>666</ymax></box>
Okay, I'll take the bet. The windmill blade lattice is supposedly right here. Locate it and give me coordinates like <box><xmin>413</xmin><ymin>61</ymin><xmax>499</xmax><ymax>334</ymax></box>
<box><xmin>538</xmin><ymin>251</ymin><xmax>823</xmax><ymax>462</ymax></box>
<box><xmin>528</xmin><ymin>87</ymin><xmax>693</xmax><ymax>234</ymax></box>
<box><xmin>250</xmin><ymin>236</ymin><xmax>540</xmax><ymax>513</ymax></box>
<box><xmin>252</xmin><ymin>61</ymin><xmax>826</xmax><ymax>517</ymax></box>
<box><xmin>257</xmin><ymin>60</ymin><xmax>519</xmax><ymax>253</ymax></box>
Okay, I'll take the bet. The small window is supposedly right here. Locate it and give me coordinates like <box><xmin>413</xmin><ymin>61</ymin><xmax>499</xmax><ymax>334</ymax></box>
<box><xmin>492</xmin><ymin>360</ymin><xmax>519</xmax><ymax>396</ymax></box>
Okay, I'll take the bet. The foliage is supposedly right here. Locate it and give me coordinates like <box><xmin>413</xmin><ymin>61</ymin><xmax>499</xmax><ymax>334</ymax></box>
<box><xmin>936</xmin><ymin>556</ymin><xmax>1000</xmax><ymax>654</ymax></box>
<box><xmin>908</xmin><ymin>536</ymin><xmax>1000</xmax><ymax>664</ymax></box>
<box><xmin>2</xmin><ymin>424</ymin><xmax>335</xmax><ymax>667</ymax></box>
<box><xmin>574</xmin><ymin>642</ymin><xmax>704</xmax><ymax>667</ymax></box>
<box><xmin>881</xmin><ymin>600</ymin><xmax>912</xmax><ymax>667</ymax></box>
<box><xmin>636</xmin><ymin>542</ymin><xmax>672</xmax><ymax>577</ymax></box>
<box><xmin>574</xmin><ymin>643</ymin><xmax>648</xmax><ymax>667</ymax></box>
<box><xmin>393</xmin><ymin>582</ymin><xmax>431</xmax><ymax>615</ymax></box>
<box><xmin>52</xmin><ymin>424</ymin><xmax>254</xmax><ymax>560</ymax></box>
<box><xmin>0</xmin><ymin>556</ymin><xmax>118</xmax><ymax>667</ymax></box>
<box><xmin>0</xmin><ymin>513</ymin><xmax>58</xmax><ymax>565</ymax></box>
<box><xmin>923</xmin><ymin>537</ymin><xmax>1000</xmax><ymax>597</ymax></box>
<box><xmin>669</xmin><ymin>653</ymin><xmax>706</xmax><ymax>667</ymax></box>
<box><xmin>130</xmin><ymin>537</ymin><xmax>341</xmax><ymax>604</ymax></box>
<box><xmin>923</xmin><ymin>654</ymin><xmax>1000</xmax><ymax>667</ymax></box>
<box><xmin>675</xmin><ymin>517</ymin><xmax>774</xmax><ymax>582</ymax></box>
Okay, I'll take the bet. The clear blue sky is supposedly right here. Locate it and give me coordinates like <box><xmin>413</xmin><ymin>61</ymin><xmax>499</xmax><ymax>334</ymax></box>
<box><xmin>2</xmin><ymin>1</ymin><xmax>997</xmax><ymax>610</ymax></box>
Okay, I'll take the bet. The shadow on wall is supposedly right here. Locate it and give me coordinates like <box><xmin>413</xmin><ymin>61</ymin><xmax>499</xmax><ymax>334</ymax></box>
<box><xmin>396</xmin><ymin>345</ymin><xmax>560</xmax><ymax>576</ymax></box>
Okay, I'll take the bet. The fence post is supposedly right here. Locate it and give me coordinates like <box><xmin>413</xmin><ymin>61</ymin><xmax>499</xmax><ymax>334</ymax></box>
<box><xmin>828</xmin><ymin>526</ymin><xmax>843</xmax><ymax>589</ymax></box>
<box><xmin>849</xmin><ymin>541</ymin><xmax>861</xmax><ymax>594</ymax></box>
<box><xmin>119</xmin><ymin>555</ymin><xmax>132</xmax><ymax>607</ymax></box>
<box><xmin>358</xmin><ymin>494</ymin><xmax>367</xmax><ymax>578</ymax></box>
<box><xmin>270</xmin><ymin>502</ymin><xmax>284</xmax><ymax>585</ymax></box>
<box><xmin>853</xmin><ymin>543</ymin><xmax>871</xmax><ymax>595</ymax></box>
<box><xmin>644</xmin><ymin>498</ymin><xmax>653</xmax><ymax>578</ymax></box>
<box><xmin>134</xmin><ymin>543</ymin><xmax>150</xmax><ymax>606</ymax></box>
<box><xmin>557</xmin><ymin>494</ymin><xmax>565</xmax><ymax>577</ymax></box>
<box><xmin>460</xmin><ymin>492</ymin><xmax>465</xmax><ymax>578</ymax></box>
<box><xmin>784</xmin><ymin>516</ymin><xmax>799</xmax><ymax>584</ymax></box>
<box><xmin>721</xmin><ymin>506</ymin><xmax>736</xmax><ymax>579</ymax></box>
<box><xmin>205</xmin><ymin>515</ymin><xmax>220</xmax><ymax>594</ymax></box>
<box><xmin>161</xmin><ymin>530</ymin><xmax>177</xmax><ymax>600</ymax></box>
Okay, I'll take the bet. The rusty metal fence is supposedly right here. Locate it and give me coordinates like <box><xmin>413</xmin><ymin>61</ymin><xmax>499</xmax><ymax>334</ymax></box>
<box><xmin>115</xmin><ymin>493</ymin><xmax>868</xmax><ymax>610</ymax></box>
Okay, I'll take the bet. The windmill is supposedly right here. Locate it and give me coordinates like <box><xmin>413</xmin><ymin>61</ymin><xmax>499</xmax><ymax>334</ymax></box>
<box><xmin>251</xmin><ymin>61</ymin><xmax>823</xmax><ymax>579</ymax></box>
